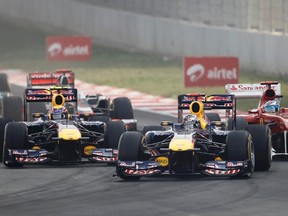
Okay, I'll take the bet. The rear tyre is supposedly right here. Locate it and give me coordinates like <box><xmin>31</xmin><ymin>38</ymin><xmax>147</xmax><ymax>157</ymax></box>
<box><xmin>105</xmin><ymin>121</ymin><xmax>126</xmax><ymax>149</ymax></box>
<box><xmin>206</xmin><ymin>113</ymin><xmax>221</xmax><ymax>122</ymax></box>
<box><xmin>111</xmin><ymin>97</ymin><xmax>134</xmax><ymax>119</ymax></box>
<box><xmin>117</xmin><ymin>131</ymin><xmax>144</xmax><ymax>180</ymax></box>
<box><xmin>0</xmin><ymin>73</ymin><xmax>10</xmax><ymax>92</ymax></box>
<box><xmin>3</xmin><ymin>96</ymin><xmax>23</xmax><ymax>121</ymax></box>
<box><xmin>3</xmin><ymin>122</ymin><xmax>27</xmax><ymax>167</ymax></box>
<box><xmin>227</xmin><ymin>117</ymin><xmax>248</xmax><ymax>130</ymax></box>
<box><xmin>226</xmin><ymin>130</ymin><xmax>254</xmax><ymax>178</ymax></box>
<box><xmin>246</xmin><ymin>124</ymin><xmax>272</xmax><ymax>171</ymax></box>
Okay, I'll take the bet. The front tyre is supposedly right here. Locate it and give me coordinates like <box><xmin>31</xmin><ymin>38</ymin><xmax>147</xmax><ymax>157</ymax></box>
<box><xmin>246</xmin><ymin>124</ymin><xmax>272</xmax><ymax>171</ymax></box>
<box><xmin>117</xmin><ymin>131</ymin><xmax>145</xmax><ymax>180</ymax></box>
<box><xmin>3</xmin><ymin>122</ymin><xmax>27</xmax><ymax>167</ymax></box>
<box><xmin>226</xmin><ymin>130</ymin><xmax>254</xmax><ymax>178</ymax></box>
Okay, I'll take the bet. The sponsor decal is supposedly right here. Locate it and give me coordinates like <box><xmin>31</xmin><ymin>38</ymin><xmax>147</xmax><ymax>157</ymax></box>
<box><xmin>119</xmin><ymin>161</ymin><xmax>135</xmax><ymax>167</ymax></box>
<box><xmin>16</xmin><ymin>157</ymin><xmax>48</xmax><ymax>163</ymax></box>
<box><xmin>124</xmin><ymin>169</ymin><xmax>158</xmax><ymax>175</ymax></box>
<box><xmin>184</xmin><ymin>57</ymin><xmax>239</xmax><ymax>87</ymax></box>
<box><xmin>46</xmin><ymin>36</ymin><xmax>92</xmax><ymax>61</ymax></box>
<box><xmin>206</xmin><ymin>95</ymin><xmax>232</xmax><ymax>101</ymax></box>
<box><xmin>226</xmin><ymin>162</ymin><xmax>243</xmax><ymax>167</ymax></box>
<box><xmin>205</xmin><ymin>168</ymin><xmax>240</xmax><ymax>175</ymax></box>
<box><xmin>93</xmin><ymin>156</ymin><xmax>117</xmax><ymax>162</ymax></box>
<box><xmin>155</xmin><ymin>156</ymin><xmax>169</xmax><ymax>166</ymax></box>
<box><xmin>84</xmin><ymin>145</ymin><xmax>97</xmax><ymax>156</ymax></box>
<box><xmin>225</xmin><ymin>83</ymin><xmax>281</xmax><ymax>97</ymax></box>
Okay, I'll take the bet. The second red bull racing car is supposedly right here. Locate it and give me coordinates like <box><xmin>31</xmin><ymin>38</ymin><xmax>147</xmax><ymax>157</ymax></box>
<box><xmin>2</xmin><ymin>87</ymin><xmax>126</xmax><ymax>167</ymax></box>
<box><xmin>115</xmin><ymin>94</ymin><xmax>272</xmax><ymax>180</ymax></box>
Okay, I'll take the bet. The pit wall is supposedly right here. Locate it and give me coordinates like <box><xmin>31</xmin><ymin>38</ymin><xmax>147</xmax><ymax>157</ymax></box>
<box><xmin>0</xmin><ymin>0</ymin><xmax>287</xmax><ymax>76</ymax></box>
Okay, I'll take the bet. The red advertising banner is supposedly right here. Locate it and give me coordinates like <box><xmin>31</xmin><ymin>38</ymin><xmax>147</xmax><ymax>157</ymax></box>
<box><xmin>46</xmin><ymin>36</ymin><xmax>92</xmax><ymax>61</ymax></box>
<box><xmin>184</xmin><ymin>57</ymin><xmax>239</xmax><ymax>87</ymax></box>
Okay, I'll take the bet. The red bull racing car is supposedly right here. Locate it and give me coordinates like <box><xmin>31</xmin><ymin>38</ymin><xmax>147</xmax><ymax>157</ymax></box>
<box><xmin>115</xmin><ymin>93</ymin><xmax>271</xmax><ymax>180</ymax></box>
<box><xmin>226</xmin><ymin>81</ymin><xmax>288</xmax><ymax>157</ymax></box>
<box><xmin>26</xmin><ymin>69</ymin><xmax>137</xmax><ymax>130</ymax></box>
<box><xmin>2</xmin><ymin>87</ymin><xmax>126</xmax><ymax>167</ymax></box>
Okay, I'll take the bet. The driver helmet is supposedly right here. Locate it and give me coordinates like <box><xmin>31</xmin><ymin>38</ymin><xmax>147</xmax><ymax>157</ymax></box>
<box><xmin>49</xmin><ymin>106</ymin><xmax>68</xmax><ymax>120</ymax></box>
<box><xmin>183</xmin><ymin>114</ymin><xmax>200</xmax><ymax>129</ymax></box>
<box><xmin>49</xmin><ymin>94</ymin><xmax>68</xmax><ymax>120</ymax></box>
<box><xmin>263</xmin><ymin>100</ymin><xmax>280</xmax><ymax>113</ymax></box>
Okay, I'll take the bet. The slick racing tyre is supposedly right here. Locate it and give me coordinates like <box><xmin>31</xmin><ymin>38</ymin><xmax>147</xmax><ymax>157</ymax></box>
<box><xmin>206</xmin><ymin>113</ymin><xmax>221</xmax><ymax>122</ymax></box>
<box><xmin>0</xmin><ymin>73</ymin><xmax>10</xmax><ymax>92</ymax></box>
<box><xmin>227</xmin><ymin>117</ymin><xmax>248</xmax><ymax>130</ymax></box>
<box><xmin>0</xmin><ymin>118</ymin><xmax>11</xmax><ymax>162</ymax></box>
<box><xmin>226</xmin><ymin>130</ymin><xmax>254</xmax><ymax>178</ymax></box>
<box><xmin>246</xmin><ymin>124</ymin><xmax>272</xmax><ymax>171</ymax></box>
<box><xmin>105</xmin><ymin>121</ymin><xmax>126</xmax><ymax>149</ymax></box>
<box><xmin>117</xmin><ymin>131</ymin><xmax>144</xmax><ymax>180</ymax></box>
<box><xmin>111</xmin><ymin>97</ymin><xmax>134</xmax><ymax>119</ymax></box>
<box><xmin>3</xmin><ymin>96</ymin><xmax>23</xmax><ymax>121</ymax></box>
<box><xmin>3</xmin><ymin>122</ymin><xmax>27</xmax><ymax>167</ymax></box>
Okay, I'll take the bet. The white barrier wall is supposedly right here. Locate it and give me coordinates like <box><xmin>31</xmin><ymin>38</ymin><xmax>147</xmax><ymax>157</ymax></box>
<box><xmin>0</xmin><ymin>0</ymin><xmax>287</xmax><ymax>76</ymax></box>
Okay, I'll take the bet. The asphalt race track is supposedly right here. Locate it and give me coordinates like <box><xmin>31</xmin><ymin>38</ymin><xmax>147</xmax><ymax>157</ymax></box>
<box><xmin>0</xmin><ymin>84</ymin><xmax>288</xmax><ymax>216</ymax></box>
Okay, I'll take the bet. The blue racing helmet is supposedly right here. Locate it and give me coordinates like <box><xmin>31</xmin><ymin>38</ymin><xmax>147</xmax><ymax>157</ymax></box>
<box><xmin>264</xmin><ymin>100</ymin><xmax>280</xmax><ymax>113</ymax></box>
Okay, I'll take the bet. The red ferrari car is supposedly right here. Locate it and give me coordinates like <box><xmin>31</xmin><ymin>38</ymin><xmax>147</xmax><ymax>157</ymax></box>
<box><xmin>226</xmin><ymin>81</ymin><xmax>287</xmax><ymax>157</ymax></box>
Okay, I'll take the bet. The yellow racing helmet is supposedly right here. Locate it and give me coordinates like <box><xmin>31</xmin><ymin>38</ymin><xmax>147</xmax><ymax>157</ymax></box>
<box><xmin>52</xmin><ymin>94</ymin><xmax>65</xmax><ymax>107</ymax></box>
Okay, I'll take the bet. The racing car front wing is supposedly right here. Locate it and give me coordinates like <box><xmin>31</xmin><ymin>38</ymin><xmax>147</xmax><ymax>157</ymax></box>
<box><xmin>5</xmin><ymin>148</ymin><xmax>119</xmax><ymax>164</ymax></box>
<box><xmin>89</xmin><ymin>148</ymin><xmax>118</xmax><ymax>163</ymax></box>
<box><xmin>117</xmin><ymin>160</ymin><xmax>252</xmax><ymax>178</ymax></box>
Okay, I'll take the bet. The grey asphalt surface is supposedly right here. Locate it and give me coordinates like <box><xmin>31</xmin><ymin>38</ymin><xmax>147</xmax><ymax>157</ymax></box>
<box><xmin>1</xmin><ymin>84</ymin><xmax>287</xmax><ymax>216</ymax></box>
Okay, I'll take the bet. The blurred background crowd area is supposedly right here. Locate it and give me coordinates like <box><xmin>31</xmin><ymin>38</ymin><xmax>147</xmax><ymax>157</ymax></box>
<box><xmin>78</xmin><ymin>0</ymin><xmax>288</xmax><ymax>35</ymax></box>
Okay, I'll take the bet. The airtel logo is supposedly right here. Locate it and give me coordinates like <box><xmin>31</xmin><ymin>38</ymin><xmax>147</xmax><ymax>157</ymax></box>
<box><xmin>186</xmin><ymin>64</ymin><xmax>205</xmax><ymax>82</ymax></box>
<box><xmin>47</xmin><ymin>43</ymin><xmax>62</xmax><ymax>56</ymax></box>
<box><xmin>47</xmin><ymin>43</ymin><xmax>89</xmax><ymax>56</ymax></box>
<box><xmin>187</xmin><ymin>64</ymin><xmax>237</xmax><ymax>82</ymax></box>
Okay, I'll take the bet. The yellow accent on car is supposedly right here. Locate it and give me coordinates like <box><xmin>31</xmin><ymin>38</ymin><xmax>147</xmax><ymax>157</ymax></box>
<box><xmin>155</xmin><ymin>156</ymin><xmax>169</xmax><ymax>166</ymax></box>
<box><xmin>215</xmin><ymin>157</ymin><xmax>222</xmax><ymax>161</ymax></box>
<box><xmin>189</xmin><ymin>101</ymin><xmax>207</xmax><ymax>129</ymax></box>
<box><xmin>84</xmin><ymin>145</ymin><xmax>97</xmax><ymax>156</ymax></box>
<box><xmin>52</xmin><ymin>94</ymin><xmax>65</xmax><ymax>107</ymax></box>
<box><xmin>58</xmin><ymin>128</ymin><xmax>81</xmax><ymax>140</ymax></box>
<box><xmin>32</xmin><ymin>146</ymin><xmax>41</xmax><ymax>150</ymax></box>
<box><xmin>169</xmin><ymin>139</ymin><xmax>194</xmax><ymax>151</ymax></box>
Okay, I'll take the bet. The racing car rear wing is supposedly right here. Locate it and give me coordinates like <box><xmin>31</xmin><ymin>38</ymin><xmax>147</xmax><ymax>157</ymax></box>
<box><xmin>225</xmin><ymin>81</ymin><xmax>282</xmax><ymax>99</ymax></box>
<box><xmin>178</xmin><ymin>93</ymin><xmax>236</xmax><ymax>123</ymax></box>
<box><xmin>23</xmin><ymin>87</ymin><xmax>78</xmax><ymax>121</ymax></box>
<box><xmin>27</xmin><ymin>71</ymin><xmax>75</xmax><ymax>87</ymax></box>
